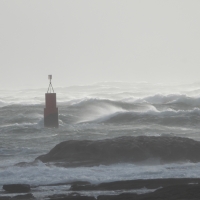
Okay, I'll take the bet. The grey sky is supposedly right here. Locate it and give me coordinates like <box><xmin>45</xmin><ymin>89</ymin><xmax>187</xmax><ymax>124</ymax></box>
<box><xmin>0</xmin><ymin>0</ymin><xmax>200</xmax><ymax>89</ymax></box>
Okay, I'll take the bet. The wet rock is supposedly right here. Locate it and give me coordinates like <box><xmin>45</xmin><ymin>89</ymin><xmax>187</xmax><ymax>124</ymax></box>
<box><xmin>15</xmin><ymin>161</ymin><xmax>38</xmax><ymax>167</ymax></box>
<box><xmin>140</xmin><ymin>184</ymin><xmax>200</xmax><ymax>200</ymax></box>
<box><xmin>48</xmin><ymin>193</ymin><xmax>95</xmax><ymax>200</ymax></box>
<box><xmin>98</xmin><ymin>193</ymin><xmax>138</xmax><ymax>200</ymax></box>
<box><xmin>45</xmin><ymin>184</ymin><xmax>200</xmax><ymax>200</ymax></box>
<box><xmin>0</xmin><ymin>197</ymin><xmax>11</xmax><ymax>200</ymax></box>
<box><xmin>3</xmin><ymin>184</ymin><xmax>30</xmax><ymax>193</ymax></box>
<box><xmin>97</xmin><ymin>185</ymin><xmax>200</xmax><ymax>200</ymax></box>
<box><xmin>70</xmin><ymin>178</ymin><xmax>200</xmax><ymax>191</ymax></box>
<box><xmin>42</xmin><ymin>181</ymin><xmax>91</xmax><ymax>187</ymax></box>
<box><xmin>12</xmin><ymin>193</ymin><xmax>35</xmax><ymax>199</ymax></box>
<box><xmin>36</xmin><ymin>136</ymin><xmax>200</xmax><ymax>167</ymax></box>
<box><xmin>48</xmin><ymin>194</ymin><xmax>68</xmax><ymax>199</ymax></box>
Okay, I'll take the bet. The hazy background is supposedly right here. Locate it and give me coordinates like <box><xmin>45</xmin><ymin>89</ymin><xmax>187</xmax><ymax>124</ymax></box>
<box><xmin>0</xmin><ymin>0</ymin><xmax>200</xmax><ymax>89</ymax></box>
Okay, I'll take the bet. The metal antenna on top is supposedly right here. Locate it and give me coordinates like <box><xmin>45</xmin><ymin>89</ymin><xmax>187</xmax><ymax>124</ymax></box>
<box><xmin>47</xmin><ymin>75</ymin><xmax>54</xmax><ymax>93</ymax></box>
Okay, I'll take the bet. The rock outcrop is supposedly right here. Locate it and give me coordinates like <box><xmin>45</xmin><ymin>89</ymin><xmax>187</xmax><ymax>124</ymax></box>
<box><xmin>48</xmin><ymin>184</ymin><xmax>200</xmax><ymax>200</ymax></box>
<box><xmin>98</xmin><ymin>184</ymin><xmax>200</xmax><ymax>200</ymax></box>
<box><xmin>3</xmin><ymin>184</ymin><xmax>30</xmax><ymax>193</ymax></box>
<box><xmin>12</xmin><ymin>193</ymin><xmax>35</xmax><ymax>199</ymax></box>
<box><xmin>36</xmin><ymin>136</ymin><xmax>200</xmax><ymax>167</ymax></box>
<box><xmin>70</xmin><ymin>178</ymin><xmax>200</xmax><ymax>191</ymax></box>
<box><xmin>0</xmin><ymin>193</ymin><xmax>35</xmax><ymax>200</ymax></box>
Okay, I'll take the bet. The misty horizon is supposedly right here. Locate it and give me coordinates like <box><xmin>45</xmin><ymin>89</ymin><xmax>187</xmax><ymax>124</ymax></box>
<box><xmin>1</xmin><ymin>0</ymin><xmax>200</xmax><ymax>89</ymax></box>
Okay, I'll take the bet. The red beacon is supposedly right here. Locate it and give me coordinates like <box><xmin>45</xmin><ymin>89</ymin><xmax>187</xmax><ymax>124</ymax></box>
<box><xmin>44</xmin><ymin>75</ymin><xmax>59</xmax><ymax>128</ymax></box>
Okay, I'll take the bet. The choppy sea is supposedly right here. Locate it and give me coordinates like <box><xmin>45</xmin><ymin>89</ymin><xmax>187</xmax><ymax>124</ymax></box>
<box><xmin>1</xmin><ymin>81</ymin><xmax>200</xmax><ymax>198</ymax></box>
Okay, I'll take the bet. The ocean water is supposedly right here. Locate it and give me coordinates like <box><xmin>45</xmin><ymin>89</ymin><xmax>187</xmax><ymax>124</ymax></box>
<box><xmin>1</xmin><ymin>81</ymin><xmax>200</xmax><ymax>198</ymax></box>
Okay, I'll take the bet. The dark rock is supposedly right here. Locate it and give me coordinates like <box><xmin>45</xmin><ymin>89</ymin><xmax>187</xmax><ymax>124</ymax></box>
<box><xmin>138</xmin><ymin>184</ymin><xmax>200</xmax><ymax>200</ymax></box>
<box><xmin>14</xmin><ymin>161</ymin><xmax>38</xmax><ymax>167</ymax></box>
<box><xmin>36</xmin><ymin>136</ymin><xmax>200</xmax><ymax>167</ymax></box>
<box><xmin>47</xmin><ymin>184</ymin><xmax>200</xmax><ymax>200</ymax></box>
<box><xmin>3</xmin><ymin>184</ymin><xmax>30</xmax><ymax>193</ymax></box>
<box><xmin>0</xmin><ymin>197</ymin><xmax>11</xmax><ymax>200</ymax></box>
<box><xmin>41</xmin><ymin>181</ymin><xmax>91</xmax><ymax>187</ymax></box>
<box><xmin>97</xmin><ymin>185</ymin><xmax>200</xmax><ymax>200</ymax></box>
<box><xmin>12</xmin><ymin>193</ymin><xmax>35</xmax><ymax>199</ymax></box>
<box><xmin>48</xmin><ymin>193</ymin><xmax>95</xmax><ymax>200</ymax></box>
<box><xmin>68</xmin><ymin>193</ymin><xmax>81</xmax><ymax>197</ymax></box>
<box><xmin>48</xmin><ymin>194</ymin><xmax>68</xmax><ymax>199</ymax></box>
<box><xmin>98</xmin><ymin>193</ymin><xmax>138</xmax><ymax>200</ymax></box>
<box><xmin>70</xmin><ymin>178</ymin><xmax>200</xmax><ymax>191</ymax></box>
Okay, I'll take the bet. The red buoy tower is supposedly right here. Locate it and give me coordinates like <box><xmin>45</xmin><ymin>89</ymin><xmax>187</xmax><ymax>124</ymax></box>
<box><xmin>44</xmin><ymin>75</ymin><xmax>59</xmax><ymax>128</ymax></box>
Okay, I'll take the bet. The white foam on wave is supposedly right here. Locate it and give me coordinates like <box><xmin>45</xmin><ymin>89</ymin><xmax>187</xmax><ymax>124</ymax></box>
<box><xmin>131</xmin><ymin>94</ymin><xmax>200</xmax><ymax>106</ymax></box>
<box><xmin>0</xmin><ymin>161</ymin><xmax>200</xmax><ymax>187</ymax></box>
<box><xmin>1</xmin><ymin>89</ymin><xmax>200</xmax><ymax>109</ymax></box>
<box><xmin>75</xmin><ymin>99</ymin><xmax>126</xmax><ymax>123</ymax></box>
<box><xmin>0</xmin><ymin>119</ymin><xmax>43</xmax><ymax>130</ymax></box>
<box><xmin>90</xmin><ymin>107</ymin><xmax>200</xmax><ymax>123</ymax></box>
<box><xmin>0</xmin><ymin>99</ymin><xmax>43</xmax><ymax>107</ymax></box>
<box><xmin>0</xmin><ymin>100</ymin><xmax>8</xmax><ymax>107</ymax></box>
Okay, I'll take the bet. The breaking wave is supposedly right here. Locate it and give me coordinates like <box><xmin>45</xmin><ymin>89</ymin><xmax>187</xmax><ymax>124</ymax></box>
<box><xmin>2</xmin><ymin>162</ymin><xmax>200</xmax><ymax>186</ymax></box>
<box><xmin>68</xmin><ymin>94</ymin><xmax>200</xmax><ymax>114</ymax></box>
<box><xmin>133</xmin><ymin>94</ymin><xmax>200</xmax><ymax>106</ymax></box>
<box><xmin>69</xmin><ymin>94</ymin><xmax>200</xmax><ymax>107</ymax></box>
<box><xmin>90</xmin><ymin>108</ymin><xmax>200</xmax><ymax>125</ymax></box>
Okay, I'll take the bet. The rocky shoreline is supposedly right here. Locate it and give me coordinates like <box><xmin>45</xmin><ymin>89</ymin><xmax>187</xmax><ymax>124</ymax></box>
<box><xmin>3</xmin><ymin>136</ymin><xmax>200</xmax><ymax>199</ymax></box>
<box><xmin>48</xmin><ymin>184</ymin><xmax>200</xmax><ymax>200</ymax></box>
<box><xmin>1</xmin><ymin>178</ymin><xmax>200</xmax><ymax>199</ymax></box>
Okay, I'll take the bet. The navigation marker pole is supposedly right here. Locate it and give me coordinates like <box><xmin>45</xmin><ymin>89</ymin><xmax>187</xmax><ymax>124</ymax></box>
<box><xmin>44</xmin><ymin>75</ymin><xmax>59</xmax><ymax>128</ymax></box>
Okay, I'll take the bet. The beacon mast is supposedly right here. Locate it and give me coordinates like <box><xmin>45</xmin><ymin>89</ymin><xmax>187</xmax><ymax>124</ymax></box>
<box><xmin>44</xmin><ymin>75</ymin><xmax>59</xmax><ymax>128</ymax></box>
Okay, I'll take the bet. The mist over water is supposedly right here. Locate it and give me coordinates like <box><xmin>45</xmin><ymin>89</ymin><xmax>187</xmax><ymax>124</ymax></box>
<box><xmin>1</xmin><ymin>81</ymin><xmax>200</xmax><ymax>196</ymax></box>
